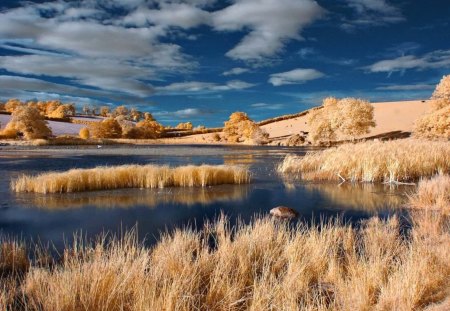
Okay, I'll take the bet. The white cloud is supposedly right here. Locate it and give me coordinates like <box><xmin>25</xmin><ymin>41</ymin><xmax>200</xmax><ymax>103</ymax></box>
<box><xmin>250</xmin><ymin>102</ymin><xmax>284</xmax><ymax>110</ymax></box>
<box><xmin>213</xmin><ymin>0</ymin><xmax>324</xmax><ymax>63</ymax></box>
<box><xmin>222</xmin><ymin>67</ymin><xmax>250</xmax><ymax>76</ymax></box>
<box><xmin>154</xmin><ymin>108</ymin><xmax>212</xmax><ymax>118</ymax></box>
<box><xmin>268</xmin><ymin>68</ymin><xmax>324</xmax><ymax>86</ymax></box>
<box><xmin>342</xmin><ymin>0</ymin><xmax>404</xmax><ymax>29</ymax></box>
<box><xmin>0</xmin><ymin>75</ymin><xmax>144</xmax><ymax>104</ymax></box>
<box><xmin>366</xmin><ymin>50</ymin><xmax>450</xmax><ymax>74</ymax></box>
<box><xmin>156</xmin><ymin>80</ymin><xmax>255</xmax><ymax>94</ymax></box>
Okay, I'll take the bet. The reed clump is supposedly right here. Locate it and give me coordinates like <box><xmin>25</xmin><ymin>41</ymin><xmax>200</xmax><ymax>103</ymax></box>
<box><xmin>1</xmin><ymin>211</ymin><xmax>449</xmax><ymax>311</ymax></box>
<box><xmin>278</xmin><ymin>139</ymin><xmax>450</xmax><ymax>183</ymax></box>
<box><xmin>409</xmin><ymin>175</ymin><xmax>450</xmax><ymax>215</ymax></box>
<box><xmin>12</xmin><ymin>164</ymin><xmax>251</xmax><ymax>194</ymax></box>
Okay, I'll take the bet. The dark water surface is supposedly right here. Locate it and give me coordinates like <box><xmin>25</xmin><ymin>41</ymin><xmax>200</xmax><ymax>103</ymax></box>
<box><xmin>0</xmin><ymin>145</ymin><xmax>412</xmax><ymax>249</ymax></box>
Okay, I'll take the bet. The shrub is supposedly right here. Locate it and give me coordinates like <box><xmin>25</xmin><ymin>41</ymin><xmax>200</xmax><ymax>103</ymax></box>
<box><xmin>431</xmin><ymin>74</ymin><xmax>450</xmax><ymax>109</ymax></box>
<box><xmin>79</xmin><ymin>128</ymin><xmax>90</xmax><ymax>140</ymax></box>
<box><xmin>144</xmin><ymin>112</ymin><xmax>155</xmax><ymax>121</ymax></box>
<box><xmin>308</xmin><ymin>97</ymin><xmax>375</xmax><ymax>145</ymax></box>
<box><xmin>89</xmin><ymin>118</ymin><xmax>122</xmax><ymax>139</ymax></box>
<box><xmin>129</xmin><ymin>108</ymin><xmax>143</xmax><ymax>122</ymax></box>
<box><xmin>4</xmin><ymin>106</ymin><xmax>52</xmax><ymax>140</ymax></box>
<box><xmin>115</xmin><ymin>116</ymin><xmax>137</xmax><ymax>138</ymax></box>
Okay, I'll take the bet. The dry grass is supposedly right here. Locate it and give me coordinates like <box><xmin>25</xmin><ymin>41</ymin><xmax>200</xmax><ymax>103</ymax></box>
<box><xmin>278</xmin><ymin>139</ymin><xmax>450</xmax><ymax>183</ymax></box>
<box><xmin>409</xmin><ymin>175</ymin><xmax>450</xmax><ymax>215</ymax></box>
<box><xmin>0</xmin><ymin>211</ymin><xmax>449</xmax><ymax>311</ymax></box>
<box><xmin>12</xmin><ymin>164</ymin><xmax>251</xmax><ymax>193</ymax></box>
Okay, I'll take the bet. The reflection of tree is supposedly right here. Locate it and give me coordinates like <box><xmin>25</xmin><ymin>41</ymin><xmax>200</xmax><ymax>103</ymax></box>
<box><xmin>223</xmin><ymin>154</ymin><xmax>255</xmax><ymax>166</ymax></box>
<box><xmin>302</xmin><ymin>182</ymin><xmax>408</xmax><ymax>212</ymax></box>
<box><xmin>24</xmin><ymin>186</ymin><xmax>249</xmax><ymax>210</ymax></box>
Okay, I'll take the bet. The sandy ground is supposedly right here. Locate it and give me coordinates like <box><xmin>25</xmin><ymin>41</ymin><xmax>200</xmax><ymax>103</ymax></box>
<box><xmin>261</xmin><ymin>100</ymin><xmax>432</xmax><ymax>139</ymax></box>
<box><xmin>0</xmin><ymin>100</ymin><xmax>433</xmax><ymax>145</ymax></box>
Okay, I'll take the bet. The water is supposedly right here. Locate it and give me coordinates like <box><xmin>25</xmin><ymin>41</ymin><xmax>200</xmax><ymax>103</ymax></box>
<box><xmin>0</xmin><ymin>145</ymin><xmax>412</xmax><ymax>249</ymax></box>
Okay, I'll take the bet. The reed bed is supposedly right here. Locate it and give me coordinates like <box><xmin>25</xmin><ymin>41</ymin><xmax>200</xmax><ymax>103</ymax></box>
<box><xmin>12</xmin><ymin>164</ymin><xmax>251</xmax><ymax>194</ymax></box>
<box><xmin>1</xmin><ymin>211</ymin><xmax>449</xmax><ymax>311</ymax></box>
<box><xmin>278</xmin><ymin>139</ymin><xmax>450</xmax><ymax>183</ymax></box>
<box><xmin>409</xmin><ymin>175</ymin><xmax>450</xmax><ymax>215</ymax></box>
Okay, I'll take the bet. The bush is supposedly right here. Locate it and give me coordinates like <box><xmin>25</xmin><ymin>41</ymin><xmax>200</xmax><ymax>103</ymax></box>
<box><xmin>414</xmin><ymin>75</ymin><xmax>450</xmax><ymax>139</ymax></box>
<box><xmin>308</xmin><ymin>97</ymin><xmax>375</xmax><ymax>145</ymax></box>
<box><xmin>79</xmin><ymin>128</ymin><xmax>90</xmax><ymax>139</ymax></box>
<box><xmin>48</xmin><ymin>104</ymin><xmax>73</xmax><ymax>120</ymax></box>
<box><xmin>100</xmin><ymin>106</ymin><xmax>110</xmax><ymax>117</ymax></box>
<box><xmin>89</xmin><ymin>118</ymin><xmax>122</xmax><ymax>138</ymax></box>
<box><xmin>4</xmin><ymin>106</ymin><xmax>52</xmax><ymax>140</ymax></box>
<box><xmin>113</xmin><ymin>106</ymin><xmax>129</xmax><ymax>118</ymax></box>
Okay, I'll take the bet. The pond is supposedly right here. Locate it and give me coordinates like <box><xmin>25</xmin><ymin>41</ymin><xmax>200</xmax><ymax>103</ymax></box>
<box><xmin>0</xmin><ymin>145</ymin><xmax>412</xmax><ymax>249</ymax></box>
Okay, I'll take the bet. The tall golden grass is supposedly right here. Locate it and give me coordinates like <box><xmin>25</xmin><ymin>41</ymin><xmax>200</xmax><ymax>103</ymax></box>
<box><xmin>278</xmin><ymin>139</ymin><xmax>450</xmax><ymax>183</ymax></box>
<box><xmin>12</xmin><ymin>164</ymin><xmax>251</xmax><ymax>193</ymax></box>
<box><xmin>409</xmin><ymin>175</ymin><xmax>450</xmax><ymax>215</ymax></box>
<box><xmin>1</xmin><ymin>210</ymin><xmax>449</xmax><ymax>311</ymax></box>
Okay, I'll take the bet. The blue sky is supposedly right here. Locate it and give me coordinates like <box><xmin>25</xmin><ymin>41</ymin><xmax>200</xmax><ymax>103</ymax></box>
<box><xmin>0</xmin><ymin>0</ymin><xmax>449</xmax><ymax>126</ymax></box>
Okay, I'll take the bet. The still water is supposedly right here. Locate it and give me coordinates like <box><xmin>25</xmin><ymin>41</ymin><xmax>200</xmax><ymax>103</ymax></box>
<box><xmin>0</xmin><ymin>145</ymin><xmax>411</xmax><ymax>248</ymax></box>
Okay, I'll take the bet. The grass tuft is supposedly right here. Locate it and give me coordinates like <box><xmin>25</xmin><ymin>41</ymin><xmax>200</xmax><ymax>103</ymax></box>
<box><xmin>12</xmin><ymin>164</ymin><xmax>251</xmax><ymax>193</ymax></box>
<box><xmin>278</xmin><ymin>139</ymin><xmax>450</xmax><ymax>183</ymax></box>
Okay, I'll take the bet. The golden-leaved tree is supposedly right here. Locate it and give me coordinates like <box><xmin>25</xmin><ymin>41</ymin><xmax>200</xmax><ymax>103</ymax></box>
<box><xmin>134</xmin><ymin>119</ymin><xmax>164</xmax><ymax>139</ymax></box>
<box><xmin>308</xmin><ymin>97</ymin><xmax>375</xmax><ymax>145</ymax></box>
<box><xmin>414</xmin><ymin>75</ymin><xmax>450</xmax><ymax>139</ymax></box>
<box><xmin>4</xmin><ymin>106</ymin><xmax>52</xmax><ymax>140</ymax></box>
<box><xmin>89</xmin><ymin>118</ymin><xmax>122</xmax><ymax>138</ymax></box>
<box><xmin>223</xmin><ymin>112</ymin><xmax>268</xmax><ymax>144</ymax></box>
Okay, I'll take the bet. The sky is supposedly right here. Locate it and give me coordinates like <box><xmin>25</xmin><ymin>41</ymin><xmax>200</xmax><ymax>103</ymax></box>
<box><xmin>0</xmin><ymin>0</ymin><xmax>449</xmax><ymax>126</ymax></box>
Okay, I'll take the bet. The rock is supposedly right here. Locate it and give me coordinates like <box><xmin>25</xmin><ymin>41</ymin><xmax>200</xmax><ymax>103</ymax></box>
<box><xmin>270</xmin><ymin>206</ymin><xmax>298</xmax><ymax>218</ymax></box>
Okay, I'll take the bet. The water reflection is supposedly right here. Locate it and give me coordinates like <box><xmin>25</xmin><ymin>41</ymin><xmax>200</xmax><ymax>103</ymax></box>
<box><xmin>223</xmin><ymin>154</ymin><xmax>256</xmax><ymax>166</ymax></box>
<box><xmin>291</xmin><ymin>182</ymin><xmax>410</xmax><ymax>212</ymax></box>
<box><xmin>17</xmin><ymin>186</ymin><xmax>250</xmax><ymax>210</ymax></box>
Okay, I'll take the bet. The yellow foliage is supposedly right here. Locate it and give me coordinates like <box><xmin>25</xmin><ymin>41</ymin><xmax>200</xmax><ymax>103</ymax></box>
<box><xmin>4</xmin><ymin>106</ymin><xmax>52</xmax><ymax>140</ymax></box>
<box><xmin>89</xmin><ymin>118</ymin><xmax>122</xmax><ymax>138</ymax></box>
<box><xmin>4</xmin><ymin>99</ymin><xmax>22</xmax><ymax>112</ymax></box>
<box><xmin>79</xmin><ymin>127</ymin><xmax>90</xmax><ymax>139</ymax></box>
<box><xmin>308</xmin><ymin>97</ymin><xmax>375</xmax><ymax>145</ymax></box>
<box><xmin>176</xmin><ymin>122</ymin><xmax>193</xmax><ymax>130</ymax></box>
<box><xmin>135</xmin><ymin>119</ymin><xmax>164</xmax><ymax>139</ymax></box>
<box><xmin>223</xmin><ymin>112</ymin><xmax>267</xmax><ymax>144</ymax></box>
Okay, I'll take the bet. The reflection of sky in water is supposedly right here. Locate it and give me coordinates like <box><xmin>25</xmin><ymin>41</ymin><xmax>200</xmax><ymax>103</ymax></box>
<box><xmin>0</xmin><ymin>145</ymin><xmax>411</xmax><ymax>249</ymax></box>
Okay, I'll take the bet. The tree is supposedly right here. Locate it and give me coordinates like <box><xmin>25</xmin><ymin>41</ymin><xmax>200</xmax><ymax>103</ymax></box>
<box><xmin>135</xmin><ymin>119</ymin><xmax>164</xmax><ymax>139</ymax></box>
<box><xmin>4</xmin><ymin>106</ymin><xmax>52</xmax><ymax>140</ymax></box>
<box><xmin>100</xmin><ymin>106</ymin><xmax>110</xmax><ymax>117</ymax></box>
<box><xmin>115</xmin><ymin>116</ymin><xmax>136</xmax><ymax>138</ymax></box>
<box><xmin>307</xmin><ymin>97</ymin><xmax>376</xmax><ymax>144</ymax></box>
<box><xmin>82</xmin><ymin>104</ymin><xmax>91</xmax><ymax>115</ymax></box>
<box><xmin>223</xmin><ymin>112</ymin><xmax>268</xmax><ymax>144</ymax></box>
<box><xmin>144</xmin><ymin>112</ymin><xmax>154</xmax><ymax>121</ymax></box>
<box><xmin>130</xmin><ymin>108</ymin><xmax>143</xmax><ymax>122</ymax></box>
<box><xmin>48</xmin><ymin>104</ymin><xmax>74</xmax><ymax>119</ymax></box>
<box><xmin>79</xmin><ymin>127</ymin><xmax>90</xmax><ymax>139</ymax></box>
<box><xmin>176</xmin><ymin>122</ymin><xmax>193</xmax><ymax>130</ymax></box>
<box><xmin>335</xmin><ymin>98</ymin><xmax>376</xmax><ymax>139</ymax></box>
<box><xmin>431</xmin><ymin>74</ymin><xmax>450</xmax><ymax>110</ymax></box>
<box><xmin>5</xmin><ymin>99</ymin><xmax>22</xmax><ymax>112</ymax></box>
<box><xmin>0</xmin><ymin>102</ymin><xmax>5</xmax><ymax>111</ymax></box>
<box><xmin>89</xmin><ymin>118</ymin><xmax>122</xmax><ymax>138</ymax></box>
<box><xmin>414</xmin><ymin>75</ymin><xmax>450</xmax><ymax>139</ymax></box>
<box><xmin>114</xmin><ymin>106</ymin><xmax>129</xmax><ymax>118</ymax></box>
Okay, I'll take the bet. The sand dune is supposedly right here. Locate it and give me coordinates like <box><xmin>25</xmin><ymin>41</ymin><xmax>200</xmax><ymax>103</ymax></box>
<box><xmin>261</xmin><ymin>100</ymin><xmax>432</xmax><ymax>139</ymax></box>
